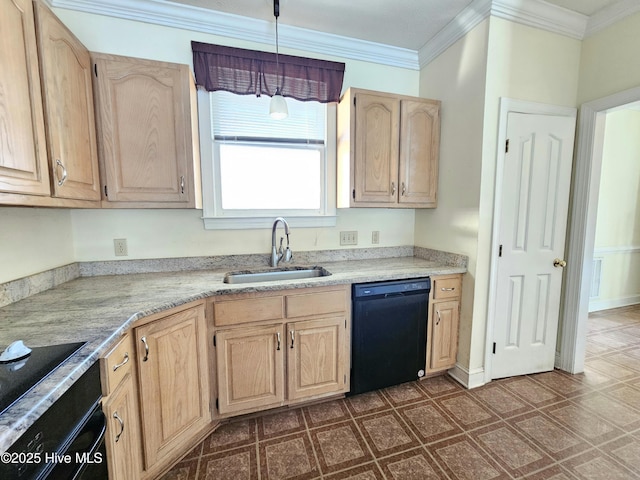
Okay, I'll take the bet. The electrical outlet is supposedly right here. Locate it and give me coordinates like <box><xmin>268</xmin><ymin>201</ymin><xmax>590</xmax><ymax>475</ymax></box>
<box><xmin>340</xmin><ymin>231</ymin><xmax>358</xmax><ymax>246</ymax></box>
<box><xmin>114</xmin><ymin>238</ymin><xmax>128</xmax><ymax>256</ymax></box>
<box><xmin>372</xmin><ymin>231</ymin><xmax>380</xmax><ymax>244</ymax></box>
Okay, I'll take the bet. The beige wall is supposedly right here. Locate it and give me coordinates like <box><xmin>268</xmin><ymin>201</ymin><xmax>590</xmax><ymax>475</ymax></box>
<box><xmin>591</xmin><ymin>108</ymin><xmax>640</xmax><ymax>309</ymax></box>
<box><xmin>578</xmin><ymin>12</ymin><xmax>640</xmax><ymax>104</ymax></box>
<box><xmin>0</xmin><ymin>208</ymin><xmax>75</xmax><ymax>283</ymax></box>
<box><xmin>417</xmin><ymin>17</ymin><xmax>581</xmax><ymax>376</ymax></box>
<box><xmin>0</xmin><ymin>8</ymin><xmax>420</xmax><ymax>282</ymax></box>
<box><xmin>417</xmin><ymin>19</ymin><xmax>490</xmax><ymax>372</ymax></box>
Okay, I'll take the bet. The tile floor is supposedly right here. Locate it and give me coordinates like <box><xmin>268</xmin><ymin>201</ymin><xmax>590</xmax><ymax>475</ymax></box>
<box><xmin>163</xmin><ymin>305</ymin><xmax>640</xmax><ymax>479</ymax></box>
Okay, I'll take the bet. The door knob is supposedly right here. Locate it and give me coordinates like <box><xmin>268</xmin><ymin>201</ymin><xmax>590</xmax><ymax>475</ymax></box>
<box><xmin>553</xmin><ymin>258</ymin><xmax>567</xmax><ymax>268</ymax></box>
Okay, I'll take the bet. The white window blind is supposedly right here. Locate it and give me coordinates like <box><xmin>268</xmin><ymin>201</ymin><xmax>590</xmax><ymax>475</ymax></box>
<box><xmin>211</xmin><ymin>91</ymin><xmax>325</xmax><ymax>142</ymax></box>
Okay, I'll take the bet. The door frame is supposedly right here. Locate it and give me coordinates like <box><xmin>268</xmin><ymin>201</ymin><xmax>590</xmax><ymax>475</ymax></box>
<box><xmin>484</xmin><ymin>98</ymin><xmax>577</xmax><ymax>384</ymax></box>
<box><xmin>557</xmin><ymin>85</ymin><xmax>640</xmax><ymax>374</ymax></box>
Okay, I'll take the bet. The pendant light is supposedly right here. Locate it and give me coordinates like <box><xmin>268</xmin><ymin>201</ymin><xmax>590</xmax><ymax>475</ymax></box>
<box><xmin>269</xmin><ymin>0</ymin><xmax>288</xmax><ymax>119</ymax></box>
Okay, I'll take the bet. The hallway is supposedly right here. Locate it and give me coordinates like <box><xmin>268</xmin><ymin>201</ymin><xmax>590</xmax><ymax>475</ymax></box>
<box><xmin>163</xmin><ymin>305</ymin><xmax>640</xmax><ymax>479</ymax></box>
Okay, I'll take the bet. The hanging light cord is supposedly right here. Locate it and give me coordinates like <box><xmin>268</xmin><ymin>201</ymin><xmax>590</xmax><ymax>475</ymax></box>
<box><xmin>274</xmin><ymin>0</ymin><xmax>281</xmax><ymax>93</ymax></box>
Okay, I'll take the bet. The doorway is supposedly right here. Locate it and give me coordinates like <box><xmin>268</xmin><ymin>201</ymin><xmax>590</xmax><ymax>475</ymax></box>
<box><xmin>559</xmin><ymin>85</ymin><xmax>640</xmax><ymax>374</ymax></box>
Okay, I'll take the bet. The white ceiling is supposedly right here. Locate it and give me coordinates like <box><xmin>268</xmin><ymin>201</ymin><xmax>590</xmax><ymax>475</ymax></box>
<box><xmin>169</xmin><ymin>0</ymin><xmax>623</xmax><ymax>50</ymax></box>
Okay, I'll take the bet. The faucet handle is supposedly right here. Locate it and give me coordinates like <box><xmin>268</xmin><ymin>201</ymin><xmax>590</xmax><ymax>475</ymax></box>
<box><xmin>284</xmin><ymin>246</ymin><xmax>293</xmax><ymax>262</ymax></box>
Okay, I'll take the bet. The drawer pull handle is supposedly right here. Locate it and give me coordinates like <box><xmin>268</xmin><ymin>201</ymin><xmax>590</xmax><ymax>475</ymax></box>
<box><xmin>112</xmin><ymin>352</ymin><xmax>129</xmax><ymax>371</ymax></box>
<box><xmin>290</xmin><ymin>330</ymin><xmax>295</xmax><ymax>349</ymax></box>
<box><xmin>391</xmin><ymin>182</ymin><xmax>396</xmax><ymax>195</ymax></box>
<box><xmin>180</xmin><ymin>175</ymin><xmax>185</xmax><ymax>194</ymax></box>
<box><xmin>276</xmin><ymin>332</ymin><xmax>281</xmax><ymax>351</ymax></box>
<box><xmin>401</xmin><ymin>182</ymin><xmax>406</xmax><ymax>195</ymax></box>
<box><xmin>113</xmin><ymin>412</ymin><xmax>125</xmax><ymax>443</ymax></box>
<box><xmin>141</xmin><ymin>336</ymin><xmax>149</xmax><ymax>362</ymax></box>
<box><xmin>441</xmin><ymin>287</ymin><xmax>456</xmax><ymax>292</ymax></box>
<box><xmin>436</xmin><ymin>310</ymin><xmax>441</xmax><ymax>325</ymax></box>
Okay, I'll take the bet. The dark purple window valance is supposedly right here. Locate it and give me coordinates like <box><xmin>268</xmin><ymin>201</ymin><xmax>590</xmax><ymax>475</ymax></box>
<box><xmin>191</xmin><ymin>41</ymin><xmax>345</xmax><ymax>103</ymax></box>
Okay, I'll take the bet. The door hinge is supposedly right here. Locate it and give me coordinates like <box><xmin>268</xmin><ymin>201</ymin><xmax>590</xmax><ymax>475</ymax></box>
<box><xmin>213</xmin><ymin>335</ymin><xmax>216</xmax><ymax>347</ymax></box>
<box><xmin>505</xmin><ymin>139</ymin><xmax>509</xmax><ymax>153</ymax></box>
<box><xmin>344</xmin><ymin>374</ymin><xmax>347</xmax><ymax>384</ymax></box>
<box><xmin>94</xmin><ymin>63</ymin><xmax>98</xmax><ymax>77</ymax></box>
<box><xmin>352</xmin><ymin>189</ymin><xmax>356</xmax><ymax>200</ymax></box>
<box><xmin>492</xmin><ymin>342</ymin><xmax>496</xmax><ymax>354</ymax></box>
<box><xmin>499</xmin><ymin>244</ymin><xmax>503</xmax><ymax>257</ymax></box>
<box><xmin>215</xmin><ymin>398</ymin><xmax>219</xmax><ymax>410</ymax></box>
<box><xmin>104</xmin><ymin>185</ymin><xmax>108</xmax><ymax>197</ymax></box>
<box><xmin>353</xmin><ymin>97</ymin><xmax>356</xmax><ymax>107</ymax></box>
<box><xmin>344</xmin><ymin>318</ymin><xmax>347</xmax><ymax>329</ymax></box>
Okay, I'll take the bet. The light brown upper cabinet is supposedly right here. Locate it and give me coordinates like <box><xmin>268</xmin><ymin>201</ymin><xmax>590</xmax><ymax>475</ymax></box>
<box><xmin>34</xmin><ymin>1</ymin><xmax>101</xmax><ymax>201</ymax></box>
<box><xmin>0</xmin><ymin>0</ymin><xmax>100</xmax><ymax>206</ymax></box>
<box><xmin>92</xmin><ymin>53</ymin><xmax>201</xmax><ymax>208</ymax></box>
<box><xmin>337</xmin><ymin>88</ymin><xmax>440</xmax><ymax>208</ymax></box>
<box><xmin>0</xmin><ymin>0</ymin><xmax>49</xmax><ymax>198</ymax></box>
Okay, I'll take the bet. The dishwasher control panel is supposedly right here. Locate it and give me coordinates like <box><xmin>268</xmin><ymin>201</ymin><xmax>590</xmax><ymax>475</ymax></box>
<box><xmin>353</xmin><ymin>277</ymin><xmax>430</xmax><ymax>298</ymax></box>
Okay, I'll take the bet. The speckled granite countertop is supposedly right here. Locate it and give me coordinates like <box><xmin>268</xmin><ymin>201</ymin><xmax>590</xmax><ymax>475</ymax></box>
<box><xmin>0</xmin><ymin>254</ymin><xmax>466</xmax><ymax>452</ymax></box>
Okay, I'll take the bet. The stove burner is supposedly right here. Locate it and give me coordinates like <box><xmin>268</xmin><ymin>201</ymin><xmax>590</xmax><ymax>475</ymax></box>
<box><xmin>0</xmin><ymin>342</ymin><xmax>86</xmax><ymax>415</ymax></box>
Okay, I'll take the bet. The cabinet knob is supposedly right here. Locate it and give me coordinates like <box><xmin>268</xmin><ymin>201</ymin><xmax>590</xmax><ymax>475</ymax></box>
<box><xmin>401</xmin><ymin>182</ymin><xmax>406</xmax><ymax>196</ymax></box>
<box><xmin>391</xmin><ymin>182</ymin><xmax>396</xmax><ymax>195</ymax></box>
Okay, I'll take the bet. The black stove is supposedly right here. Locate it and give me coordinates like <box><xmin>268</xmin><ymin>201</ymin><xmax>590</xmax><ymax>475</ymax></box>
<box><xmin>0</xmin><ymin>342</ymin><xmax>86</xmax><ymax>415</ymax></box>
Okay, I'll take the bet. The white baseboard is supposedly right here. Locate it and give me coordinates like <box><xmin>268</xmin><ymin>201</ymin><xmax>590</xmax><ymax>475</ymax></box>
<box><xmin>447</xmin><ymin>364</ymin><xmax>486</xmax><ymax>389</ymax></box>
<box><xmin>589</xmin><ymin>295</ymin><xmax>640</xmax><ymax>312</ymax></box>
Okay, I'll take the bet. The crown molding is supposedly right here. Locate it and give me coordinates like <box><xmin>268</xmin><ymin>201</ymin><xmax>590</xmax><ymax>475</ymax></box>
<box><xmin>418</xmin><ymin>0</ymin><xmax>493</xmax><ymax>68</ymax></box>
<box><xmin>50</xmin><ymin>0</ymin><xmax>638</xmax><ymax>72</ymax></box>
<box><xmin>49</xmin><ymin>0</ymin><xmax>420</xmax><ymax>69</ymax></box>
<box><xmin>490</xmin><ymin>0</ymin><xmax>587</xmax><ymax>39</ymax></box>
<box><xmin>418</xmin><ymin>0</ymin><xmax>587</xmax><ymax>69</ymax></box>
<box><xmin>585</xmin><ymin>0</ymin><xmax>640</xmax><ymax>37</ymax></box>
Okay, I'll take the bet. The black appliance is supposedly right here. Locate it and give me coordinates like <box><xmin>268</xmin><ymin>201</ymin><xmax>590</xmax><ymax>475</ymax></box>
<box><xmin>0</xmin><ymin>343</ymin><xmax>108</xmax><ymax>480</ymax></box>
<box><xmin>350</xmin><ymin>277</ymin><xmax>430</xmax><ymax>396</ymax></box>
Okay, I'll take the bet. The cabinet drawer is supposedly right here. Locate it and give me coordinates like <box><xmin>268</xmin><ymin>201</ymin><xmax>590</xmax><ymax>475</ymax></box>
<box><xmin>214</xmin><ymin>296</ymin><xmax>284</xmax><ymax>327</ymax></box>
<box><xmin>285</xmin><ymin>289</ymin><xmax>347</xmax><ymax>318</ymax></box>
<box><xmin>432</xmin><ymin>277</ymin><xmax>461</xmax><ymax>300</ymax></box>
<box><xmin>100</xmin><ymin>334</ymin><xmax>133</xmax><ymax>396</ymax></box>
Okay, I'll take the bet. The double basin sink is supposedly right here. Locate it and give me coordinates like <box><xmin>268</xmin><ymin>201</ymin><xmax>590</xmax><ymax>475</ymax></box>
<box><xmin>223</xmin><ymin>266</ymin><xmax>331</xmax><ymax>284</ymax></box>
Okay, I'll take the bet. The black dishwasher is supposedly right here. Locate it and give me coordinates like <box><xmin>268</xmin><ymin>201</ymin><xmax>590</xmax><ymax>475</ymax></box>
<box><xmin>350</xmin><ymin>277</ymin><xmax>430</xmax><ymax>396</ymax></box>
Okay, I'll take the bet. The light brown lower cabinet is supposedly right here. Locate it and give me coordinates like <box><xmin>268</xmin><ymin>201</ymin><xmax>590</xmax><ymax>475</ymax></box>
<box><xmin>134</xmin><ymin>301</ymin><xmax>211</xmax><ymax>477</ymax></box>
<box><xmin>100</xmin><ymin>334</ymin><xmax>143</xmax><ymax>480</ymax></box>
<box><xmin>213</xmin><ymin>285</ymin><xmax>351</xmax><ymax>417</ymax></box>
<box><xmin>103</xmin><ymin>373</ymin><xmax>143</xmax><ymax>480</ymax></box>
<box><xmin>426</xmin><ymin>275</ymin><xmax>462</xmax><ymax>375</ymax></box>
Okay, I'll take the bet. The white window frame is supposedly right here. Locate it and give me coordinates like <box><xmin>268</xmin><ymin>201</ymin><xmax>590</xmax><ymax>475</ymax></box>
<box><xmin>197</xmin><ymin>90</ymin><xmax>337</xmax><ymax>229</ymax></box>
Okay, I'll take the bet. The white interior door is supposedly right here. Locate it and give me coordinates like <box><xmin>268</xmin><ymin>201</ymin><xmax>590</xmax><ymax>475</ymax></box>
<box><xmin>491</xmin><ymin>111</ymin><xmax>576</xmax><ymax>379</ymax></box>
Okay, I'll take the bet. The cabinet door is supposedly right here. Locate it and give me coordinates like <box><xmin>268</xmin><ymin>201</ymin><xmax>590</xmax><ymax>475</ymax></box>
<box><xmin>103</xmin><ymin>374</ymin><xmax>142</xmax><ymax>480</ymax></box>
<box><xmin>135</xmin><ymin>304</ymin><xmax>210</xmax><ymax>470</ymax></box>
<box><xmin>399</xmin><ymin>99</ymin><xmax>439</xmax><ymax>207</ymax></box>
<box><xmin>93</xmin><ymin>54</ymin><xmax>196</xmax><ymax>205</ymax></box>
<box><xmin>34</xmin><ymin>2</ymin><xmax>100</xmax><ymax>201</ymax></box>
<box><xmin>353</xmin><ymin>92</ymin><xmax>399</xmax><ymax>204</ymax></box>
<box><xmin>287</xmin><ymin>317</ymin><xmax>347</xmax><ymax>401</ymax></box>
<box><xmin>215</xmin><ymin>324</ymin><xmax>285</xmax><ymax>415</ymax></box>
<box><xmin>0</xmin><ymin>0</ymin><xmax>50</xmax><ymax>196</ymax></box>
<box><xmin>429</xmin><ymin>300</ymin><xmax>459</xmax><ymax>371</ymax></box>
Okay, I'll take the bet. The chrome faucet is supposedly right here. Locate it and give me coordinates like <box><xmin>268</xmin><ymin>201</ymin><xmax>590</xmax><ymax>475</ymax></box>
<box><xmin>270</xmin><ymin>217</ymin><xmax>293</xmax><ymax>267</ymax></box>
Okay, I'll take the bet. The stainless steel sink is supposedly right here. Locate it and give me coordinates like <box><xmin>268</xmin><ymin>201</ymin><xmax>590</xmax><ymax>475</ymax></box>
<box><xmin>223</xmin><ymin>266</ymin><xmax>331</xmax><ymax>284</ymax></box>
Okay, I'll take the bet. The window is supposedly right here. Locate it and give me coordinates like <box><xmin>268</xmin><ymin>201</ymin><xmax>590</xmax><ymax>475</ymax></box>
<box><xmin>199</xmin><ymin>91</ymin><xmax>337</xmax><ymax>229</ymax></box>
